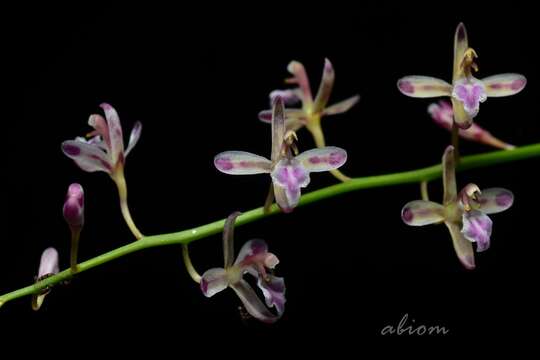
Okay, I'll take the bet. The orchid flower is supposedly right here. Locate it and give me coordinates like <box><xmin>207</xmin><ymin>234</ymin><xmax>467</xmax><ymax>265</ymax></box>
<box><xmin>63</xmin><ymin>183</ymin><xmax>85</xmax><ymax>272</ymax></box>
<box><xmin>32</xmin><ymin>247</ymin><xmax>59</xmax><ymax>311</ymax></box>
<box><xmin>215</xmin><ymin>96</ymin><xmax>347</xmax><ymax>212</ymax></box>
<box><xmin>397</xmin><ymin>23</ymin><xmax>526</xmax><ymax>129</ymax></box>
<box><xmin>62</xmin><ymin>103</ymin><xmax>143</xmax><ymax>239</ymax></box>
<box><xmin>401</xmin><ymin>146</ymin><xmax>513</xmax><ymax>269</ymax></box>
<box><xmin>258</xmin><ymin>59</ymin><xmax>359</xmax><ymax>182</ymax></box>
<box><xmin>200</xmin><ymin>212</ymin><xmax>285</xmax><ymax>323</ymax></box>
<box><xmin>428</xmin><ymin>100</ymin><xmax>514</xmax><ymax>150</ymax></box>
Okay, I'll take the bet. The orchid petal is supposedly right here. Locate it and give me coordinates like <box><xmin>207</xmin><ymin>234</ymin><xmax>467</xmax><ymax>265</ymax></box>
<box><xmin>230</xmin><ymin>280</ymin><xmax>280</xmax><ymax>323</ymax></box>
<box><xmin>482</xmin><ymin>74</ymin><xmax>527</xmax><ymax>97</ymax></box>
<box><xmin>323</xmin><ymin>95</ymin><xmax>360</xmax><ymax>116</ymax></box>
<box><xmin>445</xmin><ymin>221</ymin><xmax>476</xmax><ymax>270</ymax></box>
<box><xmin>223</xmin><ymin>212</ymin><xmax>241</xmax><ymax>268</ymax></box>
<box><xmin>200</xmin><ymin>268</ymin><xmax>229</xmax><ymax>297</ymax></box>
<box><xmin>478</xmin><ymin>188</ymin><xmax>514</xmax><ymax>214</ymax></box>
<box><xmin>273</xmin><ymin>186</ymin><xmax>294</xmax><ymax>213</ymax></box>
<box><xmin>125</xmin><ymin>121</ymin><xmax>142</xmax><ymax>158</ymax></box>
<box><xmin>269</xmin><ymin>89</ymin><xmax>302</xmax><ymax>105</ymax></box>
<box><xmin>259</xmin><ymin>109</ymin><xmax>306</xmax><ymax>132</ymax></box>
<box><xmin>462</xmin><ymin>210</ymin><xmax>493</xmax><ymax>252</ymax></box>
<box><xmin>429</xmin><ymin>101</ymin><xmax>515</xmax><ymax>149</ymax></box>
<box><xmin>451</xmin><ymin>97</ymin><xmax>473</xmax><ymax>129</ymax></box>
<box><xmin>442</xmin><ymin>146</ymin><xmax>457</xmax><ymax>204</ymax></box>
<box><xmin>453</xmin><ymin>23</ymin><xmax>468</xmax><ymax>81</ymax></box>
<box><xmin>271</xmin><ymin>159</ymin><xmax>310</xmax><ymax>210</ymax></box>
<box><xmin>271</xmin><ymin>96</ymin><xmax>286</xmax><ymax>163</ymax></box>
<box><xmin>88</xmin><ymin>114</ymin><xmax>111</xmax><ymax>149</ymax></box>
<box><xmin>214</xmin><ymin>151</ymin><xmax>271</xmax><ymax>175</ymax></box>
<box><xmin>100</xmin><ymin>103</ymin><xmax>124</xmax><ymax>164</ymax></box>
<box><xmin>428</xmin><ymin>101</ymin><xmax>454</xmax><ymax>130</ymax></box>
<box><xmin>451</xmin><ymin>78</ymin><xmax>487</xmax><ymax>118</ymax></box>
<box><xmin>296</xmin><ymin>147</ymin><xmax>347</xmax><ymax>172</ymax></box>
<box><xmin>286</xmin><ymin>61</ymin><xmax>313</xmax><ymax>105</ymax></box>
<box><xmin>401</xmin><ymin>200</ymin><xmax>445</xmax><ymax>226</ymax></box>
<box><xmin>257</xmin><ymin>275</ymin><xmax>286</xmax><ymax>316</ymax></box>
<box><xmin>313</xmin><ymin>58</ymin><xmax>335</xmax><ymax>113</ymax></box>
<box><xmin>62</xmin><ymin>140</ymin><xmax>113</xmax><ymax>173</ymax></box>
<box><xmin>397</xmin><ymin>76</ymin><xmax>452</xmax><ymax>98</ymax></box>
<box><xmin>234</xmin><ymin>239</ymin><xmax>268</xmax><ymax>266</ymax></box>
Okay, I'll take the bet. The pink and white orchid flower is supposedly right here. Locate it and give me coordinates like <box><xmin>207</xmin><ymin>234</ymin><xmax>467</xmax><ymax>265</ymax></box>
<box><xmin>397</xmin><ymin>23</ymin><xmax>526</xmax><ymax>129</ymax></box>
<box><xmin>401</xmin><ymin>146</ymin><xmax>514</xmax><ymax>269</ymax></box>
<box><xmin>62</xmin><ymin>103</ymin><xmax>143</xmax><ymax>239</ymax></box>
<box><xmin>215</xmin><ymin>96</ymin><xmax>347</xmax><ymax>212</ymax></box>
<box><xmin>258</xmin><ymin>59</ymin><xmax>359</xmax><ymax>182</ymax></box>
<box><xmin>428</xmin><ymin>100</ymin><xmax>514</xmax><ymax>150</ymax></box>
<box><xmin>200</xmin><ymin>212</ymin><xmax>285</xmax><ymax>323</ymax></box>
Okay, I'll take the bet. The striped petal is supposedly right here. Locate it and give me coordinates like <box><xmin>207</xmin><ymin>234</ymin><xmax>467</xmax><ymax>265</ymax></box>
<box><xmin>214</xmin><ymin>151</ymin><xmax>271</xmax><ymax>175</ymax></box>
<box><xmin>397</xmin><ymin>76</ymin><xmax>452</xmax><ymax>98</ymax></box>
<box><xmin>323</xmin><ymin>95</ymin><xmax>360</xmax><ymax>116</ymax></box>
<box><xmin>62</xmin><ymin>140</ymin><xmax>113</xmax><ymax>173</ymax></box>
<box><xmin>478</xmin><ymin>188</ymin><xmax>514</xmax><ymax>214</ymax></box>
<box><xmin>271</xmin><ymin>96</ymin><xmax>286</xmax><ymax>163</ymax></box>
<box><xmin>100</xmin><ymin>103</ymin><xmax>124</xmax><ymax>164</ymax></box>
<box><xmin>445</xmin><ymin>221</ymin><xmax>476</xmax><ymax>270</ymax></box>
<box><xmin>269</xmin><ymin>89</ymin><xmax>302</xmax><ymax>105</ymax></box>
<box><xmin>230</xmin><ymin>279</ymin><xmax>281</xmax><ymax>323</ymax></box>
<box><xmin>296</xmin><ymin>147</ymin><xmax>347</xmax><ymax>172</ymax></box>
<box><xmin>286</xmin><ymin>61</ymin><xmax>313</xmax><ymax>105</ymax></box>
<box><xmin>258</xmin><ymin>109</ymin><xmax>306</xmax><ymax>132</ymax></box>
<box><xmin>125</xmin><ymin>121</ymin><xmax>142</xmax><ymax>158</ymax></box>
<box><xmin>453</xmin><ymin>23</ymin><xmax>468</xmax><ymax>81</ymax></box>
<box><xmin>462</xmin><ymin>210</ymin><xmax>492</xmax><ymax>252</ymax></box>
<box><xmin>401</xmin><ymin>200</ymin><xmax>445</xmax><ymax>226</ymax></box>
<box><xmin>482</xmin><ymin>74</ymin><xmax>527</xmax><ymax>97</ymax></box>
<box><xmin>313</xmin><ymin>58</ymin><xmax>335</xmax><ymax>113</ymax></box>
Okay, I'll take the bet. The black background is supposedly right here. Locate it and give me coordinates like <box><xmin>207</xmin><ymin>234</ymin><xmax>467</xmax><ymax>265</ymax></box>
<box><xmin>3</xmin><ymin>2</ymin><xmax>539</xmax><ymax>350</ymax></box>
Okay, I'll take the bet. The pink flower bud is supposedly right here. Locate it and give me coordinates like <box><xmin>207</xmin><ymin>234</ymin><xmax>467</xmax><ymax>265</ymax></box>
<box><xmin>63</xmin><ymin>183</ymin><xmax>84</xmax><ymax>228</ymax></box>
<box><xmin>38</xmin><ymin>247</ymin><xmax>59</xmax><ymax>278</ymax></box>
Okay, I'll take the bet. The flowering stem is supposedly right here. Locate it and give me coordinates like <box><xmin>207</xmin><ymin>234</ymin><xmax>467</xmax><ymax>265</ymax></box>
<box><xmin>182</xmin><ymin>244</ymin><xmax>201</xmax><ymax>284</ymax></box>
<box><xmin>70</xmin><ymin>229</ymin><xmax>81</xmax><ymax>273</ymax></box>
<box><xmin>451</xmin><ymin>122</ymin><xmax>460</xmax><ymax>163</ymax></box>
<box><xmin>113</xmin><ymin>172</ymin><xmax>144</xmax><ymax>240</ymax></box>
<box><xmin>307</xmin><ymin>120</ymin><xmax>352</xmax><ymax>182</ymax></box>
<box><xmin>420</xmin><ymin>180</ymin><xmax>429</xmax><ymax>201</ymax></box>
<box><xmin>2</xmin><ymin>142</ymin><xmax>540</xmax><ymax>307</ymax></box>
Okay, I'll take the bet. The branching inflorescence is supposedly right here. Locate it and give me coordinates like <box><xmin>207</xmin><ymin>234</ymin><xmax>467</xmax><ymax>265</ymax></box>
<box><xmin>1</xmin><ymin>23</ymin><xmax>532</xmax><ymax>323</ymax></box>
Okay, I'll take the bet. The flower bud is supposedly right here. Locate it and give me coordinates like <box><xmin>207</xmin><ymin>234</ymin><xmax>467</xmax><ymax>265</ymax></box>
<box><xmin>33</xmin><ymin>247</ymin><xmax>59</xmax><ymax>311</ymax></box>
<box><xmin>63</xmin><ymin>183</ymin><xmax>84</xmax><ymax>228</ymax></box>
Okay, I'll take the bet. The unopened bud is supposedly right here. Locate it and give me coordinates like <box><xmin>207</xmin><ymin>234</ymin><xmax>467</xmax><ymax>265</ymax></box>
<box><xmin>63</xmin><ymin>183</ymin><xmax>84</xmax><ymax>228</ymax></box>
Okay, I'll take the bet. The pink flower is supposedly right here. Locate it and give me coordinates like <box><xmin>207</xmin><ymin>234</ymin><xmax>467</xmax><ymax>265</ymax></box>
<box><xmin>401</xmin><ymin>147</ymin><xmax>513</xmax><ymax>269</ymax></box>
<box><xmin>397</xmin><ymin>23</ymin><xmax>526</xmax><ymax>129</ymax></box>
<box><xmin>215</xmin><ymin>97</ymin><xmax>347</xmax><ymax>212</ymax></box>
<box><xmin>428</xmin><ymin>100</ymin><xmax>514</xmax><ymax>150</ymax></box>
<box><xmin>200</xmin><ymin>212</ymin><xmax>285</xmax><ymax>323</ymax></box>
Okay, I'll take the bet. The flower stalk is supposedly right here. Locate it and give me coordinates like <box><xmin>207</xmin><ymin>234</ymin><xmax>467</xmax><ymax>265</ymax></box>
<box><xmin>2</xmin><ymin>142</ymin><xmax>540</xmax><ymax>307</ymax></box>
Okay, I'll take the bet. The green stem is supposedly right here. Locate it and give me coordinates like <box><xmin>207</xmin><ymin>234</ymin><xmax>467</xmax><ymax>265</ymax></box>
<box><xmin>2</xmin><ymin>143</ymin><xmax>540</xmax><ymax>307</ymax></box>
